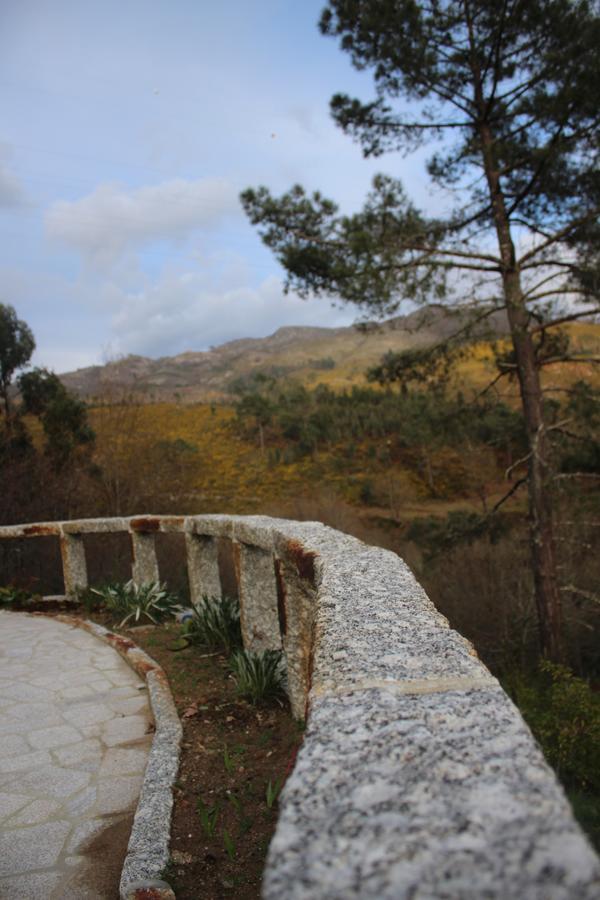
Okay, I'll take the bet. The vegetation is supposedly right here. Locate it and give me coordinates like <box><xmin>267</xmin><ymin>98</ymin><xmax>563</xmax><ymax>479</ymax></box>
<box><xmin>229</xmin><ymin>650</ymin><xmax>286</xmax><ymax>706</ymax></box>
<box><xmin>90</xmin><ymin>580</ymin><xmax>182</xmax><ymax>627</ymax></box>
<box><xmin>242</xmin><ymin>0</ymin><xmax>600</xmax><ymax>662</ymax></box>
<box><xmin>180</xmin><ymin>594</ymin><xmax>243</xmax><ymax>654</ymax></box>
<box><xmin>0</xmin><ymin>305</ymin><xmax>97</xmax><ymax>526</ymax></box>
<box><xmin>505</xmin><ymin>662</ymin><xmax>600</xmax><ymax>848</ymax></box>
<box><xmin>0</xmin><ymin>303</ymin><xmax>35</xmax><ymax>425</ymax></box>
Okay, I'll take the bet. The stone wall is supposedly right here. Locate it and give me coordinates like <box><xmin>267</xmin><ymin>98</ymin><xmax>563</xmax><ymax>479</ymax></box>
<box><xmin>1</xmin><ymin>514</ymin><xmax>598</xmax><ymax>898</ymax></box>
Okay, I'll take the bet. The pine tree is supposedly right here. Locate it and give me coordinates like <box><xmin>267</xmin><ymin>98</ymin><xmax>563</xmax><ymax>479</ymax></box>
<box><xmin>242</xmin><ymin>0</ymin><xmax>600</xmax><ymax>660</ymax></box>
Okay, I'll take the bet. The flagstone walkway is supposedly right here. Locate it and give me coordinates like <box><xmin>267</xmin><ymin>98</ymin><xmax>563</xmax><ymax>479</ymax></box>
<box><xmin>0</xmin><ymin>611</ymin><xmax>153</xmax><ymax>900</ymax></box>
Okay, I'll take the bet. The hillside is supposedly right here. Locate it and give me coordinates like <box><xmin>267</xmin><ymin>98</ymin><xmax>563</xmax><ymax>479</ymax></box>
<box><xmin>59</xmin><ymin>305</ymin><xmax>510</xmax><ymax>402</ymax></box>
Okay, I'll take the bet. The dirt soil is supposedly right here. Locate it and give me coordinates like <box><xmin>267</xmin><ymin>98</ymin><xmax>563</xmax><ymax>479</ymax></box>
<box><xmin>126</xmin><ymin>623</ymin><xmax>303</xmax><ymax>899</ymax></box>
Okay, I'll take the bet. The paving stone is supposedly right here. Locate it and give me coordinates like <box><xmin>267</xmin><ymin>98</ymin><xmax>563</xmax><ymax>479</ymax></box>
<box><xmin>0</xmin><ymin>870</ymin><xmax>63</xmax><ymax>899</ymax></box>
<box><xmin>102</xmin><ymin>714</ymin><xmax>151</xmax><ymax>747</ymax></box>
<box><xmin>0</xmin><ymin>749</ymin><xmax>53</xmax><ymax>773</ymax></box>
<box><xmin>99</xmin><ymin>747</ymin><xmax>149</xmax><ymax>778</ymax></box>
<box><xmin>95</xmin><ymin>775</ymin><xmax>145</xmax><ymax>814</ymax></box>
<box><xmin>6</xmin><ymin>702</ymin><xmax>63</xmax><ymax>724</ymax></box>
<box><xmin>15</xmin><ymin>765</ymin><xmax>91</xmax><ymax>799</ymax></box>
<box><xmin>0</xmin><ymin>733</ymin><xmax>29</xmax><ymax>757</ymax></box>
<box><xmin>65</xmin><ymin>785</ymin><xmax>98</xmax><ymax>816</ymax></box>
<box><xmin>0</xmin><ymin>612</ymin><xmax>154</xmax><ymax>895</ymax></box>
<box><xmin>6</xmin><ymin>797</ymin><xmax>63</xmax><ymax>826</ymax></box>
<box><xmin>53</xmin><ymin>738</ymin><xmax>103</xmax><ymax>768</ymax></box>
<box><xmin>61</xmin><ymin>684</ymin><xmax>100</xmax><ymax>700</ymax></box>
<box><xmin>62</xmin><ymin>701</ymin><xmax>114</xmax><ymax>728</ymax></box>
<box><xmin>0</xmin><ymin>683</ymin><xmax>53</xmax><ymax>703</ymax></box>
<box><xmin>106</xmin><ymin>695</ymin><xmax>149</xmax><ymax>716</ymax></box>
<box><xmin>29</xmin><ymin>724</ymin><xmax>82</xmax><ymax>750</ymax></box>
<box><xmin>0</xmin><ymin>793</ymin><xmax>31</xmax><ymax>823</ymax></box>
<box><xmin>0</xmin><ymin>820</ymin><xmax>71</xmax><ymax>875</ymax></box>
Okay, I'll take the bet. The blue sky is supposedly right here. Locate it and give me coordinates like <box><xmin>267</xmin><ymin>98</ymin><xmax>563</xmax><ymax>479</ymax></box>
<box><xmin>1</xmin><ymin>0</ymin><xmax>435</xmax><ymax>372</ymax></box>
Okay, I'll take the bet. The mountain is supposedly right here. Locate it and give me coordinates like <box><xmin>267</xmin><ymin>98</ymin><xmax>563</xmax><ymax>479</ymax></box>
<box><xmin>59</xmin><ymin>305</ymin><xmax>509</xmax><ymax>403</ymax></box>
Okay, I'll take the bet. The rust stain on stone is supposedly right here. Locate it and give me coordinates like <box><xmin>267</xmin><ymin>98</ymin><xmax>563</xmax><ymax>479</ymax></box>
<box><xmin>304</xmin><ymin>624</ymin><xmax>317</xmax><ymax>721</ymax></box>
<box><xmin>23</xmin><ymin>524</ymin><xmax>59</xmax><ymax>537</ymax></box>
<box><xmin>129</xmin><ymin>889</ymin><xmax>172</xmax><ymax>900</ymax></box>
<box><xmin>106</xmin><ymin>634</ymin><xmax>136</xmax><ymax>653</ymax></box>
<box><xmin>274</xmin><ymin>558</ymin><xmax>288</xmax><ymax>638</ymax></box>
<box><xmin>134</xmin><ymin>657</ymin><xmax>159</xmax><ymax>677</ymax></box>
<box><xmin>159</xmin><ymin>516</ymin><xmax>185</xmax><ymax>530</ymax></box>
<box><xmin>285</xmin><ymin>540</ymin><xmax>316</xmax><ymax>584</ymax></box>
<box><xmin>130</xmin><ymin>517</ymin><xmax>160</xmax><ymax>533</ymax></box>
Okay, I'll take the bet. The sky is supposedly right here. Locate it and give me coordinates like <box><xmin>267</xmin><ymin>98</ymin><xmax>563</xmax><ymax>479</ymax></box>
<box><xmin>1</xmin><ymin>0</ymin><xmax>436</xmax><ymax>373</ymax></box>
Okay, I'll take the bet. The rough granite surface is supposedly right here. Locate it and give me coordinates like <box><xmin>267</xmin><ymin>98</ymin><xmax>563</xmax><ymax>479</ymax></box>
<box><xmin>2</xmin><ymin>514</ymin><xmax>599</xmax><ymax>899</ymax></box>
<box><xmin>237</xmin><ymin>543</ymin><xmax>282</xmax><ymax>652</ymax></box>
<box><xmin>264</xmin><ymin>686</ymin><xmax>600</xmax><ymax>899</ymax></box>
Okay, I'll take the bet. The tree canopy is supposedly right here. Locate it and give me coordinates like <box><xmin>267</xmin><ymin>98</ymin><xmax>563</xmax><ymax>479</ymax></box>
<box><xmin>0</xmin><ymin>303</ymin><xmax>35</xmax><ymax>420</ymax></box>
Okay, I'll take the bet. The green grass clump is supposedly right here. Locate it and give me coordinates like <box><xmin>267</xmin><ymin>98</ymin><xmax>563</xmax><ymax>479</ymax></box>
<box><xmin>91</xmin><ymin>580</ymin><xmax>181</xmax><ymax>627</ymax></box>
<box><xmin>229</xmin><ymin>649</ymin><xmax>285</xmax><ymax>705</ymax></box>
<box><xmin>181</xmin><ymin>594</ymin><xmax>243</xmax><ymax>654</ymax></box>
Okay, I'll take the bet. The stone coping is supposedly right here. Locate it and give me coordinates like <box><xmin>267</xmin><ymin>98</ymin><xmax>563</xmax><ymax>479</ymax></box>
<box><xmin>56</xmin><ymin>616</ymin><xmax>181</xmax><ymax>900</ymax></box>
<box><xmin>3</xmin><ymin>515</ymin><xmax>600</xmax><ymax>897</ymax></box>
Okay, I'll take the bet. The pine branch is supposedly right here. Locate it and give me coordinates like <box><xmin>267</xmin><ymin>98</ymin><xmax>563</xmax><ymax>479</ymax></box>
<box><xmin>560</xmin><ymin>584</ymin><xmax>600</xmax><ymax>605</ymax></box>
<box><xmin>518</xmin><ymin>210</ymin><xmax>599</xmax><ymax>265</ymax></box>
<box><xmin>506</xmin><ymin>452</ymin><xmax>532</xmax><ymax>480</ymax></box>
<box><xmin>491</xmin><ymin>476</ymin><xmax>528</xmax><ymax>513</ymax></box>
<box><xmin>529</xmin><ymin>309</ymin><xmax>600</xmax><ymax>333</ymax></box>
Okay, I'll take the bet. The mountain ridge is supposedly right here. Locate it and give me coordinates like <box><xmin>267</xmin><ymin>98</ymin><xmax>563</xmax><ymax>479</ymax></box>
<box><xmin>58</xmin><ymin>305</ymin><xmax>510</xmax><ymax>403</ymax></box>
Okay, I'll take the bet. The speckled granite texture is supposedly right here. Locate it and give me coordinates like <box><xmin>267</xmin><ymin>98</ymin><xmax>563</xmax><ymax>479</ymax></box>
<box><xmin>1</xmin><ymin>514</ymin><xmax>599</xmax><ymax>899</ymax></box>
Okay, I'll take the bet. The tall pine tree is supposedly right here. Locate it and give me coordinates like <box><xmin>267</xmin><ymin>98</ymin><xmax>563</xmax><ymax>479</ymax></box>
<box><xmin>242</xmin><ymin>0</ymin><xmax>600</xmax><ymax>661</ymax></box>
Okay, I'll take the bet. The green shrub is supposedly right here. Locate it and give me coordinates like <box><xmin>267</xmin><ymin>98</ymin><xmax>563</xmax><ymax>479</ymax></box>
<box><xmin>91</xmin><ymin>580</ymin><xmax>181</xmax><ymax>627</ymax></box>
<box><xmin>0</xmin><ymin>585</ymin><xmax>34</xmax><ymax>606</ymax></box>
<box><xmin>506</xmin><ymin>662</ymin><xmax>600</xmax><ymax>792</ymax></box>
<box><xmin>229</xmin><ymin>649</ymin><xmax>285</xmax><ymax>705</ymax></box>
<box><xmin>181</xmin><ymin>595</ymin><xmax>242</xmax><ymax>654</ymax></box>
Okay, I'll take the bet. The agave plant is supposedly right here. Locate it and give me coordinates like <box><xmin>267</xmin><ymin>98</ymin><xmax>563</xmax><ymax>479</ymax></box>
<box><xmin>180</xmin><ymin>594</ymin><xmax>243</xmax><ymax>654</ymax></box>
<box><xmin>229</xmin><ymin>649</ymin><xmax>286</xmax><ymax>705</ymax></box>
<box><xmin>91</xmin><ymin>580</ymin><xmax>181</xmax><ymax>627</ymax></box>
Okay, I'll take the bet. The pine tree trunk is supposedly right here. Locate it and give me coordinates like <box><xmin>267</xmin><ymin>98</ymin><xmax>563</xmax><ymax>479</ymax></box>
<box><xmin>503</xmin><ymin>272</ymin><xmax>564</xmax><ymax>661</ymax></box>
<box><xmin>478</xmin><ymin>118</ymin><xmax>564</xmax><ymax>661</ymax></box>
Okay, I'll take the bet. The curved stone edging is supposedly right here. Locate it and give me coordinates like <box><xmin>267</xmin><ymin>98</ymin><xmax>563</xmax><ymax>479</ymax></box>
<box><xmin>56</xmin><ymin>616</ymin><xmax>181</xmax><ymax>900</ymax></box>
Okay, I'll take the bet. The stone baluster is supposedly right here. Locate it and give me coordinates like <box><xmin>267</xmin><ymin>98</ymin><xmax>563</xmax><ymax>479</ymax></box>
<box><xmin>130</xmin><ymin>531</ymin><xmax>160</xmax><ymax>585</ymax></box>
<box><xmin>275</xmin><ymin>554</ymin><xmax>317</xmax><ymax>720</ymax></box>
<box><xmin>234</xmin><ymin>542</ymin><xmax>282</xmax><ymax>653</ymax></box>
<box><xmin>185</xmin><ymin>533</ymin><xmax>221</xmax><ymax>604</ymax></box>
<box><xmin>59</xmin><ymin>532</ymin><xmax>88</xmax><ymax>599</ymax></box>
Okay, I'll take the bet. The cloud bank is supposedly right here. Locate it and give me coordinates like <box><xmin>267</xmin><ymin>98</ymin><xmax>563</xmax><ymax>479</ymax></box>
<box><xmin>45</xmin><ymin>177</ymin><xmax>239</xmax><ymax>265</ymax></box>
<box><xmin>105</xmin><ymin>272</ymin><xmax>354</xmax><ymax>360</ymax></box>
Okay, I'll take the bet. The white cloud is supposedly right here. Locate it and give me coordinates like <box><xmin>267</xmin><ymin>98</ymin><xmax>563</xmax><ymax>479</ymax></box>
<box><xmin>105</xmin><ymin>271</ymin><xmax>355</xmax><ymax>359</ymax></box>
<box><xmin>45</xmin><ymin>177</ymin><xmax>239</xmax><ymax>266</ymax></box>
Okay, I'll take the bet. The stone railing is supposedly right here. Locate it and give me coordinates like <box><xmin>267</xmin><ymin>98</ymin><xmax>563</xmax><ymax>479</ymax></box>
<box><xmin>1</xmin><ymin>514</ymin><xmax>598</xmax><ymax>898</ymax></box>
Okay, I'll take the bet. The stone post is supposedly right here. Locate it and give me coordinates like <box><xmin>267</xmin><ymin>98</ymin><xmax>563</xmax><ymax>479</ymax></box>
<box><xmin>60</xmin><ymin>533</ymin><xmax>88</xmax><ymax>599</ymax></box>
<box><xmin>235</xmin><ymin>542</ymin><xmax>282</xmax><ymax>652</ymax></box>
<box><xmin>185</xmin><ymin>533</ymin><xmax>221</xmax><ymax>604</ymax></box>
<box><xmin>130</xmin><ymin>532</ymin><xmax>160</xmax><ymax>585</ymax></box>
<box><xmin>276</xmin><ymin>558</ymin><xmax>316</xmax><ymax>720</ymax></box>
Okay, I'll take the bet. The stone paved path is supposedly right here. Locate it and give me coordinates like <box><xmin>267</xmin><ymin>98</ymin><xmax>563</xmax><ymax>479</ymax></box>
<box><xmin>0</xmin><ymin>611</ymin><xmax>153</xmax><ymax>899</ymax></box>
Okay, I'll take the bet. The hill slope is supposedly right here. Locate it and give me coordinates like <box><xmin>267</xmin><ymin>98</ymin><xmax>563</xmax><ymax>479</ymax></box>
<box><xmin>59</xmin><ymin>305</ymin><xmax>509</xmax><ymax>402</ymax></box>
